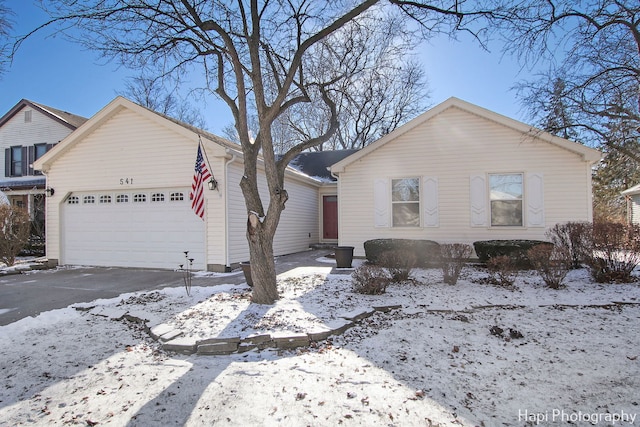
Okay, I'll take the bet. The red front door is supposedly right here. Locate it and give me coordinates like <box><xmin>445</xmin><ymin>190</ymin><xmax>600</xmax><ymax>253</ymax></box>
<box><xmin>323</xmin><ymin>195</ymin><xmax>338</xmax><ymax>240</ymax></box>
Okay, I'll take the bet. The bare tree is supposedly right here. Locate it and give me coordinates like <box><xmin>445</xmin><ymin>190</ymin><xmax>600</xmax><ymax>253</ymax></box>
<box><xmin>122</xmin><ymin>76</ymin><xmax>208</xmax><ymax>129</ymax></box>
<box><xmin>0</xmin><ymin>0</ymin><xmax>14</xmax><ymax>78</ymax></box>
<box><xmin>504</xmin><ymin>1</ymin><xmax>640</xmax><ymax>162</ymax></box>
<box><xmin>25</xmin><ymin>0</ymin><xmax>503</xmax><ymax>304</ymax></box>
<box><xmin>285</xmin><ymin>10</ymin><xmax>429</xmax><ymax>151</ymax></box>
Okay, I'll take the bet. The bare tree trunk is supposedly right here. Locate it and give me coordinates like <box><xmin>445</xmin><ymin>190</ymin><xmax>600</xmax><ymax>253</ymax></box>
<box><xmin>246</xmin><ymin>212</ymin><xmax>279</xmax><ymax>304</ymax></box>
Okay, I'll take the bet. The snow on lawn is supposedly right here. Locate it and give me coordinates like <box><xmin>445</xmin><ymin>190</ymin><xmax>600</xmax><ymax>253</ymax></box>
<box><xmin>1</xmin><ymin>262</ymin><xmax>639</xmax><ymax>426</ymax></box>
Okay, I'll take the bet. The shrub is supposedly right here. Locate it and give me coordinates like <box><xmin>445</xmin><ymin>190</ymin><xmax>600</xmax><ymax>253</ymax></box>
<box><xmin>527</xmin><ymin>244</ymin><xmax>571</xmax><ymax>289</ymax></box>
<box><xmin>439</xmin><ymin>243</ymin><xmax>472</xmax><ymax>285</ymax></box>
<box><xmin>0</xmin><ymin>205</ymin><xmax>31</xmax><ymax>267</ymax></box>
<box><xmin>473</xmin><ymin>240</ymin><xmax>552</xmax><ymax>268</ymax></box>
<box><xmin>546</xmin><ymin>222</ymin><xmax>590</xmax><ymax>269</ymax></box>
<box><xmin>583</xmin><ymin>222</ymin><xmax>640</xmax><ymax>283</ymax></box>
<box><xmin>486</xmin><ymin>255</ymin><xmax>518</xmax><ymax>288</ymax></box>
<box><xmin>377</xmin><ymin>250</ymin><xmax>417</xmax><ymax>282</ymax></box>
<box><xmin>352</xmin><ymin>264</ymin><xmax>390</xmax><ymax>295</ymax></box>
<box><xmin>364</xmin><ymin>239</ymin><xmax>440</xmax><ymax>267</ymax></box>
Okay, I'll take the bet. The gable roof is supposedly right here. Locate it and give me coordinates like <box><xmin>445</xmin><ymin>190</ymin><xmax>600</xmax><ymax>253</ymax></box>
<box><xmin>331</xmin><ymin>97</ymin><xmax>602</xmax><ymax>174</ymax></box>
<box><xmin>0</xmin><ymin>99</ymin><xmax>88</xmax><ymax>130</ymax></box>
<box><xmin>622</xmin><ymin>183</ymin><xmax>640</xmax><ymax>197</ymax></box>
<box><xmin>34</xmin><ymin>96</ymin><xmax>242</xmax><ymax>173</ymax></box>
<box><xmin>289</xmin><ymin>149</ymin><xmax>359</xmax><ymax>182</ymax></box>
<box><xmin>32</xmin><ymin>97</ymin><xmax>323</xmax><ymax>186</ymax></box>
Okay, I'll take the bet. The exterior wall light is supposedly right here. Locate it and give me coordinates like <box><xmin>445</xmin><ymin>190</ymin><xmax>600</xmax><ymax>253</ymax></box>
<box><xmin>45</xmin><ymin>187</ymin><xmax>55</xmax><ymax>197</ymax></box>
<box><xmin>208</xmin><ymin>177</ymin><xmax>218</xmax><ymax>191</ymax></box>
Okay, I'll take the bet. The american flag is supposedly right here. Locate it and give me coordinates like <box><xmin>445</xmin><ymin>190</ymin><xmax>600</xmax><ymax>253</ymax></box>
<box><xmin>189</xmin><ymin>143</ymin><xmax>212</xmax><ymax>220</ymax></box>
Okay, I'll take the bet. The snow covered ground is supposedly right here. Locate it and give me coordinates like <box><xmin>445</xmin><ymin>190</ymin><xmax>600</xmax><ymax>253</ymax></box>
<box><xmin>1</xmin><ymin>257</ymin><xmax>639</xmax><ymax>426</ymax></box>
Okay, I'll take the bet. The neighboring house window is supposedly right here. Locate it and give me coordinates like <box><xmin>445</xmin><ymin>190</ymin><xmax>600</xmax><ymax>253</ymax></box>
<box><xmin>24</xmin><ymin>110</ymin><xmax>32</xmax><ymax>123</ymax></box>
<box><xmin>170</xmin><ymin>192</ymin><xmax>184</xmax><ymax>201</ymax></box>
<box><xmin>151</xmin><ymin>193</ymin><xmax>165</xmax><ymax>202</ymax></box>
<box><xmin>100</xmin><ymin>195</ymin><xmax>112</xmax><ymax>204</ymax></box>
<box><xmin>489</xmin><ymin>173</ymin><xmax>523</xmax><ymax>226</ymax></box>
<box><xmin>391</xmin><ymin>178</ymin><xmax>420</xmax><ymax>227</ymax></box>
<box><xmin>116</xmin><ymin>194</ymin><xmax>129</xmax><ymax>203</ymax></box>
<box><xmin>133</xmin><ymin>194</ymin><xmax>147</xmax><ymax>202</ymax></box>
<box><xmin>33</xmin><ymin>144</ymin><xmax>48</xmax><ymax>176</ymax></box>
<box><xmin>83</xmin><ymin>195</ymin><xmax>95</xmax><ymax>204</ymax></box>
<box><xmin>67</xmin><ymin>196</ymin><xmax>79</xmax><ymax>204</ymax></box>
<box><xmin>10</xmin><ymin>146</ymin><xmax>22</xmax><ymax>176</ymax></box>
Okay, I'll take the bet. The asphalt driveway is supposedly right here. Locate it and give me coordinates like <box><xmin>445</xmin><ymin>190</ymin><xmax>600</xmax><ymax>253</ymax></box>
<box><xmin>0</xmin><ymin>249</ymin><xmax>335</xmax><ymax>326</ymax></box>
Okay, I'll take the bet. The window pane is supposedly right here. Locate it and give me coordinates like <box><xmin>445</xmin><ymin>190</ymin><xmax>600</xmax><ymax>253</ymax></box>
<box><xmin>489</xmin><ymin>174</ymin><xmax>522</xmax><ymax>200</ymax></box>
<box><xmin>11</xmin><ymin>147</ymin><xmax>22</xmax><ymax>176</ymax></box>
<box><xmin>491</xmin><ymin>200</ymin><xmax>523</xmax><ymax>226</ymax></box>
<box><xmin>35</xmin><ymin>144</ymin><xmax>47</xmax><ymax>160</ymax></box>
<box><xmin>392</xmin><ymin>203</ymin><xmax>420</xmax><ymax>227</ymax></box>
<box><xmin>392</xmin><ymin>178</ymin><xmax>419</xmax><ymax>202</ymax></box>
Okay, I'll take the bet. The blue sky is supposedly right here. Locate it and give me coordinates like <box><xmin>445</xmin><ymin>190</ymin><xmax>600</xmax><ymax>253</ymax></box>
<box><xmin>1</xmin><ymin>1</ymin><xmax>536</xmax><ymax>135</ymax></box>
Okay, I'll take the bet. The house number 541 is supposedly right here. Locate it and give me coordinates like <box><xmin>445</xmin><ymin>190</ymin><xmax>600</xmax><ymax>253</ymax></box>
<box><xmin>119</xmin><ymin>178</ymin><xmax>134</xmax><ymax>185</ymax></box>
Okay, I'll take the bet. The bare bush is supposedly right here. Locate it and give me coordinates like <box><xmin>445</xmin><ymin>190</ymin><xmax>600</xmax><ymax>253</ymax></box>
<box><xmin>486</xmin><ymin>255</ymin><xmax>518</xmax><ymax>288</ymax></box>
<box><xmin>527</xmin><ymin>244</ymin><xmax>571</xmax><ymax>289</ymax></box>
<box><xmin>584</xmin><ymin>222</ymin><xmax>640</xmax><ymax>283</ymax></box>
<box><xmin>0</xmin><ymin>205</ymin><xmax>31</xmax><ymax>267</ymax></box>
<box><xmin>546</xmin><ymin>222</ymin><xmax>590</xmax><ymax>269</ymax></box>
<box><xmin>439</xmin><ymin>243</ymin><xmax>472</xmax><ymax>285</ymax></box>
<box><xmin>377</xmin><ymin>250</ymin><xmax>417</xmax><ymax>283</ymax></box>
<box><xmin>352</xmin><ymin>264</ymin><xmax>390</xmax><ymax>295</ymax></box>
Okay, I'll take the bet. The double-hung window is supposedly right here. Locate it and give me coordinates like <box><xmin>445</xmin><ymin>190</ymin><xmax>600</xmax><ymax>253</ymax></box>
<box><xmin>391</xmin><ymin>178</ymin><xmax>420</xmax><ymax>227</ymax></box>
<box><xmin>10</xmin><ymin>146</ymin><xmax>22</xmax><ymax>176</ymax></box>
<box><xmin>489</xmin><ymin>173</ymin><xmax>523</xmax><ymax>226</ymax></box>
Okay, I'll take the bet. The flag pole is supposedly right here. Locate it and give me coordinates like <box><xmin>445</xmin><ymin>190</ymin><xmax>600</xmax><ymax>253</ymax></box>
<box><xmin>198</xmin><ymin>135</ymin><xmax>215</xmax><ymax>176</ymax></box>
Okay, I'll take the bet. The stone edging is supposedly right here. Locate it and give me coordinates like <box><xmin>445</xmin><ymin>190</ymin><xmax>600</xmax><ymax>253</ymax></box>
<box><xmin>77</xmin><ymin>304</ymin><xmax>402</xmax><ymax>356</ymax></box>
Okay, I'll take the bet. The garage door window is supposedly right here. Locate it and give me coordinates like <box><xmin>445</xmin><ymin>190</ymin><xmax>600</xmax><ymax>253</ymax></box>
<box><xmin>151</xmin><ymin>193</ymin><xmax>165</xmax><ymax>202</ymax></box>
<box><xmin>170</xmin><ymin>192</ymin><xmax>184</xmax><ymax>201</ymax></box>
<box><xmin>100</xmin><ymin>195</ymin><xmax>112</xmax><ymax>204</ymax></box>
<box><xmin>116</xmin><ymin>194</ymin><xmax>129</xmax><ymax>203</ymax></box>
<box><xmin>83</xmin><ymin>195</ymin><xmax>95</xmax><ymax>204</ymax></box>
<box><xmin>67</xmin><ymin>196</ymin><xmax>79</xmax><ymax>204</ymax></box>
<box><xmin>133</xmin><ymin>194</ymin><xmax>146</xmax><ymax>202</ymax></box>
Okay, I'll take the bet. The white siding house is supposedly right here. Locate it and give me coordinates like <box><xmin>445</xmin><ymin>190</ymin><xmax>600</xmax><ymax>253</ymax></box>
<box><xmin>0</xmin><ymin>99</ymin><xmax>87</xmax><ymax>224</ymax></box>
<box><xmin>622</xmin><ymin>184</ymin><xmax>640</xmax><ymax>224</ymax></box>
<box><xmin>34</xmin><ymin>97</ymin><xmax>320</xmax><ymax>271</ymax></box>
<box><xmin>330</xmin><ymin>97</ymin><xmax>602</xmax><ymax>257</ymax></box>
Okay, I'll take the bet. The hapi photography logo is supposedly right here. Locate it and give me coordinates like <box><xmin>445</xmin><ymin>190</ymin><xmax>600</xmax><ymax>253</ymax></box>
<box><xmin>518</xmin><ymin>409</ymin><xmax>637</xmax><ymax>425</ymax></box>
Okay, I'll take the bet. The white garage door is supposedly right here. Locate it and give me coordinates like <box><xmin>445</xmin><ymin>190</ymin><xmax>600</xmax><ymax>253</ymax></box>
<box><xmin>62</xmin><ymin>189</ymin><xmax>206</xmax><ymax>270</ymax></box>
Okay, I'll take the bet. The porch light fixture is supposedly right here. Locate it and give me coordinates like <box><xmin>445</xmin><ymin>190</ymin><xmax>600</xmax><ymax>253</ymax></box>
<box><xmin>207</xmin><ymin>177</ymin><xmax>218</xmax><ymax>191</ymax></box>
<box><xmin>45</xmin><ymin>187</ymin><xmax>55</xmax><ymax>197</ymax></box>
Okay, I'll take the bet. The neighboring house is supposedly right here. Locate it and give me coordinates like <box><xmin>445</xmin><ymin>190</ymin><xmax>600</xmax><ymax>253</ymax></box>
<box><xmin>622</xmin><ymin>184</ymin><xmax>640</xmax><ymax>224</ymax></box>
<box><xmin>34</xmin><ymin>97</ymin><xmax>322</xmax><ymax>271</ymax></box>
<box><xmin>0</xmin><ymin>99</ymin><xmax>87</xmax><ymax>232</ymax></box>
<box><xmin>330</xmin><ymin>97</ymin><xmax>602</xmax><ymax>258</ymax></box>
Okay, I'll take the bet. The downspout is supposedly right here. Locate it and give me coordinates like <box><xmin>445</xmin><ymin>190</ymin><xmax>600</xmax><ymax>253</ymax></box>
<box><xmin>224</xmin><ymin>151</ymin><xmax>237</xmax><ymax>271</ymax></box>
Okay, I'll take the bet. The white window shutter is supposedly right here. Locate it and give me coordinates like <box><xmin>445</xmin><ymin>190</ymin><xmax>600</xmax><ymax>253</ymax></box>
<box><xmin>526</xmin><ymin>172</ymin><xmax>544</xmax><ymax>227</ymax></box>
<box><xmin>423</xmin><ymin>176</ymin><xmax>439</xmax><ymax>227</ymax></box>
<box><xmin>470</xmin><ymin>174</ymin><xmax>488</xmax><ymax>227</ymax></box>
<box><xmin>373</xmin><ymin>178</ymin><xmax>390</xmax><ymax>227</ymax></box>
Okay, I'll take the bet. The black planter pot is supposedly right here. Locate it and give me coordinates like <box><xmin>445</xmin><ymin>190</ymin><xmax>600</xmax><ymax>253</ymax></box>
<box><xmin>334</xmin><ymin>246</ymin><xmax>355</xmax><ymax>268</ymax></box>
<box><xmin>240</xmin><ymin>262</ymin><xmax>253</xmax><ymax>287</ymax></box>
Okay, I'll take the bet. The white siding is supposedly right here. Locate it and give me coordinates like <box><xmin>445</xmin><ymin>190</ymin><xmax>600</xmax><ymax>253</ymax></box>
<box><xmin>44</xmin><ymin>107</ymin><xmax>226</xmax><ymax>266</ymax></box>
<box><xmin>631</xmin><ymin>195</ymin><xmax>640</xmax><ymax>224</ymax></box>
<box><xmin>338</xmin><ymin>106</ymin><xmax>595</xmax><ymax>257</ymax></box>
<box><xmin>226</xmin><ymin>161</ymin><xmax>319</xmax><ymax>265</ymax></box>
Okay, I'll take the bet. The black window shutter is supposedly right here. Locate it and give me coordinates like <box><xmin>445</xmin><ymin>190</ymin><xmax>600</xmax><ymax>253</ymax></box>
<box><xmin>21</xmin><ymin>146</ymin><xmax>28</xmax><ymax>176</ymax></box>
<box><xmin>27</xmin><ymin>146</ymin><xmax>35</xmax><ymax>175</ymax></box>
<box><xmin>4</xmin><ymin>148</ymin><xmax>10</xmax><ymax>177</ymax></box>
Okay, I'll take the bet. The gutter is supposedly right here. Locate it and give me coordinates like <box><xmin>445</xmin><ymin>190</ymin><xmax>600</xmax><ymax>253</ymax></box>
<box><xmin>224</xmin><ymin>150</ymin><xmax>237</xmax><ymax>270</ymax></box>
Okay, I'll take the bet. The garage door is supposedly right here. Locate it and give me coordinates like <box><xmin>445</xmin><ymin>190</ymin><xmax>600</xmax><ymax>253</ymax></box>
<box><xmin>62</xmin><ymin>189</ymin><xmax>206</xmax><ymax>270</ymax></box>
